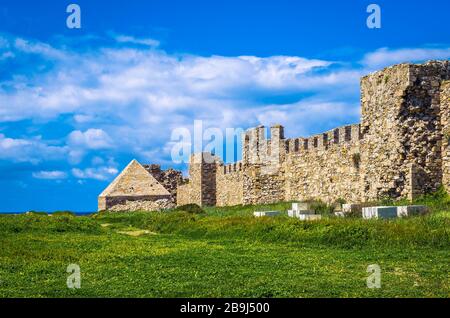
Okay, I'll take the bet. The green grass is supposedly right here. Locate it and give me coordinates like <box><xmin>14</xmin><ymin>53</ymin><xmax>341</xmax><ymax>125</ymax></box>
<box><xmin>0</xmin><ymin>198</ymin><xmax>449</xmax><ymax>298</ymax></box>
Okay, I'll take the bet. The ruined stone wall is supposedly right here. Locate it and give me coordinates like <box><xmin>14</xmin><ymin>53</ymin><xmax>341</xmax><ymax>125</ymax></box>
<box><xmin>284</xmin><ymin>124</ymin><xmax>362</xmax><ymax>203</ymax></box>
<box><xmin>176</xmin><ymin>183</ymin><xmax>195</xmax><ymax>206</ymax></box>
<box><xmin>106</xmin><ymin>197</ymin><xmax>175</xmax><ymax>212</ymax></box>
<box><xmin>441</xmin><ymin>80</ymin><xmax>450</xmax><ymax>190</ymax></box>
<box><xmin>143</xmin><ymin>164</ymin><xmax>183</xmax><ymax>202</ymax></box>
<box><xmin>359</xmin><ymin>63</ymin><xmax>412</xmax><ymax>201</ymax></box>
<box><xmin>402</xmin><ymin>62</ymin><xmax>450</xmax><ymax>197</ymax></box>
<box><xmin>216</xmin><ymin>162</ymin><xmax>244</xmax><ymax>206</ymax></box>
<box><xmin>242</xmin><ymin>164</ymin><xmax>285</xmax><ymax>205</ymax></box>
<box><xmin>360</xmin><ymin>61</ymin><xmax>450</xmax><ymax>201</ymax></box>
<box><xmin>99</xmin><ymin>195</ymin><xmax>173</xmax><ymax>211</ymax></box>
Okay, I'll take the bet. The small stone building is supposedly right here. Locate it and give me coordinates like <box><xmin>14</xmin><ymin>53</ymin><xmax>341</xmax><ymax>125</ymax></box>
<box><xmin>98</xmin><ymin>160</ymin><xmax>181</xmax><ymax>211</ymax></box>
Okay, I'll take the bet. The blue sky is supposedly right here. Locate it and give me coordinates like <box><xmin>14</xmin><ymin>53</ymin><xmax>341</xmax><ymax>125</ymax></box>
<box><xmin>0</xmin><ymin>0</ymin><xmax>449</xmax><ymax>212</ymax></box>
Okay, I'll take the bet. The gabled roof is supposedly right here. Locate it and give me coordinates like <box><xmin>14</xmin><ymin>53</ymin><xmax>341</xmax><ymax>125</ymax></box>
<box><xmin>99</xmin><ymin>159</ymin><xmax>170</xmax><ymax>197</ymax></box>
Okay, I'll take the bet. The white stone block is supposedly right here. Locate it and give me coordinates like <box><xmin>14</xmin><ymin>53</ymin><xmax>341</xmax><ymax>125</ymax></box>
<box><xmin>334</xmin><ymin>212</ymin><xmax>345</xmax><ymax>217</ymax></box>
<box><xmin>397</xmin><ymin>205</ymin><xmax>428</xmax><ymax>217</ymax></box>
<box><xmin>297</xmin><ymin>214</ymin><xmax>322</xmax><ymax>221</ymax></box>
<box><xmin>363</xmin><ymin>205</ymin><xmax>428</xmax><ymax>219</ymax></box>
<box><xmin>292</xmin><ymin>202</ymin><xmax>310</xmax><ymax>211</ymax></box>
<box><xmin>362</xmin><ymin>206</ymin><xmax>398</xmax><ymax>219</ymax></box>
<box><xmin>288</xmin><ymin>209</ymin><xmax>315</xmax><ymax>218</ymax></box>
<box><xmin>342</xmin><ymin>204</ymin><xmax>362</xmax><ymax>214</ymax></box>
<box><xmin>254</xmin><ymin>211</ymin><xmax>280</xmax><ymax>217</ymax></box>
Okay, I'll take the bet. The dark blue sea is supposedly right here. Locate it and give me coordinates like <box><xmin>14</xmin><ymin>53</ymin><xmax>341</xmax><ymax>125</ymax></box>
<box><xmin>0</xmin><ymin>212</ymin><xmax>95</xmax><ymax>216</ymax></box>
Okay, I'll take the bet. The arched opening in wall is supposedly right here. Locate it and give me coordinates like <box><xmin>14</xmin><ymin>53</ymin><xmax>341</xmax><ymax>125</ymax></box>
<box><xmin>313</xmin><ymin>137</ymin><xmax>318</xmax><ymax>148</ymax></box>
<box><xmin>294</xmin><ymin>139</ymin><xmax>299</xmax><ymax>152</ymax></box>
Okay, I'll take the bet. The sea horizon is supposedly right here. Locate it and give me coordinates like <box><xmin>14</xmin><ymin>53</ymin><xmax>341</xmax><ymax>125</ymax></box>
<box><xmin>0</xmin><ymin>211</ymin><xmax>95</xmax><ymax>216</ymax></box>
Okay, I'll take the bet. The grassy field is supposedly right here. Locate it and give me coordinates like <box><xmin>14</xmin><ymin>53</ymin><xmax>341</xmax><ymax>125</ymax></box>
<box><xmin>0</xmin><ymin>199</ymin><xmax>449</xmax><ymax>298</ymax></box>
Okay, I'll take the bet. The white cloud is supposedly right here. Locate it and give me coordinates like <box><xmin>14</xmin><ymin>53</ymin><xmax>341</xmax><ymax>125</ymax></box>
<box><xmin>115</xmin><ymin>35</ymin><xmax>160</xmax><ymax>48</ymax></box>
<box><xmin>73</xmin><ymin>114</ymin><xmax>95</xmax><ymax>123</ymax></box>
<box><xmin>0</xmin><ymin>37</ymin><xmax>353</xmax><ymax>123</ymax></box>
<box><xmin>32</xmin><ymin>170</ymin><xmax>67</xmax><ymax>180</ymax></box>
<box><xmin>362</xmin><ymin>47</ymin><xmax>450</xmax><ymax>69</ymax></box>
<box><xmin>14</xmin><ymin>37</ymin><xmax>68</xmax><ymax>60</ymax></box>
<box><xmin>72</xmin><ymin>166</ymin><xmax>118</xmax><ymax>181</ymax></box>
<box><xmin>0</xmin><ymin>51</ymin><xmax>14</xmax><ymax>60</ymax></box>
<box><xmin>68</xmin><ymin>129</ymin><xmax>113</xmax><ymax>150</ymax></box>
<box><xmin>254</xmin><ymin>99</ymin><xmax>360</xmax><ymax>138</ymax></box>
<box><xmin>0</xmin><ymin>35</ymin><xmax>361</xmax><ymax>168</ymax></box>
<box><xmin>0</xmin><ymin>133</ymin><xmax>67</xmax><ymax>164</ymax></box>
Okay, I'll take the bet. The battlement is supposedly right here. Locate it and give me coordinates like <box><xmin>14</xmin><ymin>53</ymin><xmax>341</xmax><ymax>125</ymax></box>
<box><xmin>221</xmin><ymin>161</ymin><xmax>243</xmax><ymax>175</ymax></box>
<box><xmin>285</xmin><ymin>124</ymin><xmax>362</xmax><ymax>154</ymax></box>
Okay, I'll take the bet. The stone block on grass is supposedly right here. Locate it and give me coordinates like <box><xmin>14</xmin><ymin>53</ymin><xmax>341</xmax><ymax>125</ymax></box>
<box><xmin>342</xmin><ymin>203</ymin><xmax>362</xmax><ymax>214</ymax></box>
<box><xmin>362</xmin><ymin>206</ymin><xmax>398</xmax><ymax>219</ymax></box>
<box><xmin>297</xmin><ymin>214</ymin><xmax>322</xmax><ymax>221</ymax></box>
<box><xmin>292</xmin><ymin>202</ymin><xmax>310</xmax><ymax>212</ymax></box>
<box><xmin>288</xmin><ymin>209</ymin><xmax>315</xmax><ymax>218</ymax></box>
<box><xmin>254</xmin><ymin>211</ymin><xmax>281</xmax><ymax>217</ymax></box>
<box><xmin>397</xmin><ymin>205</ymin><xmax>428</xmax><ymax>217</ymax></box>
<box><xmin>363</xmin><ymin>205</ymin><xmax>428</xmax><ymax>219</ymax></box>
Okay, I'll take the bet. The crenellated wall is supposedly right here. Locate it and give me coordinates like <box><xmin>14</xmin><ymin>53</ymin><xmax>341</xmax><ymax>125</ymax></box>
<box><xmin>284</xmin><ymin>124</ymin><xmax>362</xmax><ymax>203</ymax></box>
<box><xmin>216</xmin><ymin>162</ymin><xmax>244</xmax><ymax>206</ymax></box>
<box><xmin>240</xmin><ymin>125</ymin><xmax>287</xmax><ymax>205</ymax></box>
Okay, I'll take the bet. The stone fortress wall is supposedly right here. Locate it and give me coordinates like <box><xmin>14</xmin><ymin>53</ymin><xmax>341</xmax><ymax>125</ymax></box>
<box><xmin>176</xmin><ymin>60</ymin><xmax>450</xmax><ymax>207</ymax></box>
<box><xmin>99</xmin><ymin>61</ymin><xmax>450</xmax><ymax>211</ymax></box>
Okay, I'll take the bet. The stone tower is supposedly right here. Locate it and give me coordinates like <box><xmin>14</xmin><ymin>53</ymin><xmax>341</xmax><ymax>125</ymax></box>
<box><xmin>241</xmin><ymin>124</ymin><xmax>287</xmax><ymax>205</ymax></box>
<box><xmin>177</xmin><ymin>152</ymin><xmax>221</xmax><ymax>206</ymax></box>
<box><xmin>360</xmin><ymin>60</ymin><xmax>450</xmax><ymax>200</ymax></box>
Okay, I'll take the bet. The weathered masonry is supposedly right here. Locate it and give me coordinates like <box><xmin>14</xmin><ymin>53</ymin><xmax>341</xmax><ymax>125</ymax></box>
<box><xmin>99</xmin><ymin>60</ymin><xmax>450</xmax><ymax>211</ymax></box>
